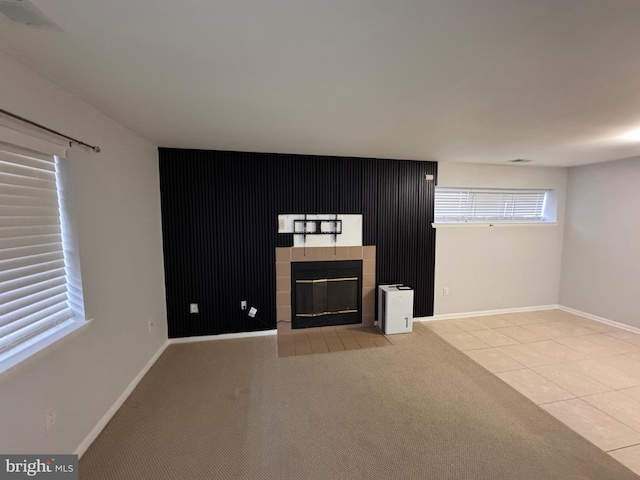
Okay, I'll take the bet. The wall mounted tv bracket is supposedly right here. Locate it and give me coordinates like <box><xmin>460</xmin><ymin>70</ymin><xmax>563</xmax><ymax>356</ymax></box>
<box><xmin>294</xmin><ymin>215</ymin><xmax>342</xmax><ymax>254</ymax></box>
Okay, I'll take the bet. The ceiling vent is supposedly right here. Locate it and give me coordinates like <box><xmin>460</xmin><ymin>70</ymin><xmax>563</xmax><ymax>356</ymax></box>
<box><xmin>0</xmin><ymin>0</ymin><xmax>60</xmax><ymax>29</ymax></box>
<box><xmin>508</xmin><ymin>159</ymin><xmax>532</xmax><ymax>163</ymax></box>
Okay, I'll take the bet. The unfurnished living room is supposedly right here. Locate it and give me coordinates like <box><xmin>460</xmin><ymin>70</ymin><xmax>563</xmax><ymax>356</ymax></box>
<box><xmin>1</xmin><ymin>1</ymin><xmax>640</xmax><ymax>479</ymax></box>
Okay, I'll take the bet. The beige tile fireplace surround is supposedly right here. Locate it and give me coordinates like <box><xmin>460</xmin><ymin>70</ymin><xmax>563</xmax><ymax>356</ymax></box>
<box><xmin>276</xmin><ymin>246</ymin><xmax>376</xmax><ymax>333</ymax></box>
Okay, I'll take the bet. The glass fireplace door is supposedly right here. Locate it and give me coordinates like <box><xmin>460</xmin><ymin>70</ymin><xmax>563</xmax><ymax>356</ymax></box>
<box><xmin>291</xmin><ymin>261</ymin><xmax>362</xmax><ymax>328</ymax></box>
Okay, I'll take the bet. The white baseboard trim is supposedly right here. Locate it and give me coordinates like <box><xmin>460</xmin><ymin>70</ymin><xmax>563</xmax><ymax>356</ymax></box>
<box><xmin>168</xmin><ymin>329</ymin><xmax>277</xmax><ymax>344</ymax></box>
<box><xmin>558</xmin><ymin>305</ymin><xmax>640</xmax><ymax>335</ymax></box>
<box><xmin>419</xmin><ymin>304</ymin><xmax>560</xmax><ymax>322</ymax></box>
<box><xmin>75</xmin><ymin>340</ymin><xmax>169</xmax><ymax>458</ymax></box>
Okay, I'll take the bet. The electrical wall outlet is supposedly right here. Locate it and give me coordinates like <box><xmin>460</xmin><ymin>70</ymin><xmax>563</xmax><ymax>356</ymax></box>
<box><xmin>190</xmin><ymin>303</ymin><xmax>199</xmax><ymax>314</ymax></box>
<box><xmin>45</xmin><ymin>407</ymin><xmax>57</xmax><ymax>430</ymax></box>
<box><xmin>241</xmin><ymin>300</ymin><xmax>247</xmax><ymax>310</ymax></box>
<box><xmin>443</xmin><ymin>287</ymin><xmax>449</xmax><ymax>296</ymax></box>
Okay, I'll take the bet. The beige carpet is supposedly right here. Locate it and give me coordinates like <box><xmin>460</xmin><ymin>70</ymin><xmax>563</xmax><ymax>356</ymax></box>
<box><xmin>79</xmin><ymin>324</ymin><xmax>639</xmax><ymax>479</ymax></box>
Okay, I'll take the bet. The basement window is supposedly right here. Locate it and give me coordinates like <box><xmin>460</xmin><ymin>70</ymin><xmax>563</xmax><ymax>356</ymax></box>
<box><xmin>433</xmin><ymin>188</ymin><xmax>554</xmax><ymax>225</ymax></box>
<box><xmin>0</xmin><ymin>144</ymin><xmax>86</xmax><ymax>374</ymax></box>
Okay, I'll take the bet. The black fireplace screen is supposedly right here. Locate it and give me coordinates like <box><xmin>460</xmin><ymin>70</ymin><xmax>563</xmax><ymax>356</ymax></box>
<box><xmin>296</xmin><ymin>278</ymin><xmax>358</xmax><ymax>316</ymax></box>
<box><xmin>291</xmin><ymin>260</ymin><xmax>362</xmax><ymax>328</ymax></box>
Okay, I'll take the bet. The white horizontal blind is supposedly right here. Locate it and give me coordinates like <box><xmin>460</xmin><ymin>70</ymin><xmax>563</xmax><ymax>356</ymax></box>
<box><xmin>0</xmin><ymin>149</ymin><xmax>75</xmax><ymax>355</ymax></box>
<box><xmin>435</xmin><ymin>188</ymin><xmax>547</xmax><ymax>223</ymax></box>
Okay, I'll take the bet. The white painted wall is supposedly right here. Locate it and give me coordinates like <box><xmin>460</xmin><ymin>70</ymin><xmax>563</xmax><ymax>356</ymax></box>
<box><xmin>560</xmin><ymin>156</ymin><xmax>640</xmax><ymax>328</ymax></box>
<box><xmin>0</xmin><ymin>50</ymin><xmax>167</xmax><ymax>453</ymax></box>
<box><xmin>434</xmin><ymin>162</ymin><xmax>567</xmax><ymax>316</ymax></box>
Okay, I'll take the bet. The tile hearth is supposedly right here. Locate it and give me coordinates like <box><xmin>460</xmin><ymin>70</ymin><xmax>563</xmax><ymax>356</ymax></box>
<box><xmin>277</xmin><ymin>326</ymin><xmax>391</xmax><ymax>357</ymax></box>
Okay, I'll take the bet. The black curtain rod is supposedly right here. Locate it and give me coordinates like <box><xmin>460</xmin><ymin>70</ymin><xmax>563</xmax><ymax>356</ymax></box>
<box><xmin>0</xmin><ymin>107</ymin><xmax>101</xmax><ymax>153</ymax></box>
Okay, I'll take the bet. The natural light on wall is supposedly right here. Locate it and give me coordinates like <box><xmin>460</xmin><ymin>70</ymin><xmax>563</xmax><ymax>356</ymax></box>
<box><xmin>433</xmin><ymin>188</ymin><xmax>555</xmax><ymax>225</ymax></box>
<box><xmin>620</xmin><ymin>128</ymin><xmax>640</xmax><ymax>142</ymax></box>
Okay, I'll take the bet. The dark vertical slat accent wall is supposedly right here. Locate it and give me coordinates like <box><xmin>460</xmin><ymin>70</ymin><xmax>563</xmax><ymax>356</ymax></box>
<box><xmin>239</xmin><ymin>153</ymin><xmax>277</xmax><ymax>333</ymax></box>
<box><xmin>290</xmin><ymin>156</ymin><xmax>317</xmax><ymax>214</ymax></box>
<box><xmin>417</xmin><ymin>163</ymin><xmax>437</xmax><ymax>316</ymax></box>
<box><xmin>273</xmin><ymin>155</ymin><xmax>295</xmax><ymax>248</ymax></box>
<box><xmin>338</xmin><ymin>157</ymin><xmax>363</xmax><ymax>214</ymax></box>
<box><xmin>159</xmin><ymin>148</ymin><xmax>437</xmax><ymax>338</ymax></box>
<box><xmin>376</xmin><ymin>160</ymin><xmax>400</xmax><ymax>283</ymax></box>
<box><xmin>362</xmin><ymin>159</ymin><xmax>378</xmax><ymax>245</ymax></box>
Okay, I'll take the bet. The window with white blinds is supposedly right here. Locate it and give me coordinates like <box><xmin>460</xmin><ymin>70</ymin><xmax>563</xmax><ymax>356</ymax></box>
<box><xmin>0</xmin><ymin>147</ymin><xmax>80</xmax><ymax>367</ymax></box>
<box><xmin>434</xmin><ymin>188</ymin><xmax>548</xmax><ymax>224</ymax></box>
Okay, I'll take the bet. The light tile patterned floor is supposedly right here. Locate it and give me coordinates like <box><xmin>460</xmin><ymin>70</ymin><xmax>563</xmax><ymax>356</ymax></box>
<box><xmin>423</xmin><ymin>309</ymin><xmax>640</xmax><ymax>476</ymax></box>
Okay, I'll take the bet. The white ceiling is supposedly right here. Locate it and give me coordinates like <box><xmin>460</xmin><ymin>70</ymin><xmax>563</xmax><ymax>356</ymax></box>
<box><xmin>2</xmin><ymin>0</ymin><xmax>640</xmax><ymax>166</ymax></box>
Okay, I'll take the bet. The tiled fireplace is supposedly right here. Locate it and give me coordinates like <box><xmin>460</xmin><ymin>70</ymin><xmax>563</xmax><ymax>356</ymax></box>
<box><xmin>276</xmin><ymin>246</ymin><xmax>376</xmax><ymax>333</ymax></box>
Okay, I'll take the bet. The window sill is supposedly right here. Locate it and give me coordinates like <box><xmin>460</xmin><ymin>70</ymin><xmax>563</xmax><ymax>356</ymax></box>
<box><xmin>0</xmin><ymin>319</ymin><xmax>92</xmax><ymax>376</ymax></box>
<box><xmin>432</xmin><ymin>222</ymin><xmax>558</xmax><ymax>229</ymax></box>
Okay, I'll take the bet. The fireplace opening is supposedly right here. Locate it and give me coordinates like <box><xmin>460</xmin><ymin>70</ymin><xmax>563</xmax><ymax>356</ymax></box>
<box><xmin>291</xmin><ymin>260</ymin><xmax>363</xmax><ymax>329</ymax></box>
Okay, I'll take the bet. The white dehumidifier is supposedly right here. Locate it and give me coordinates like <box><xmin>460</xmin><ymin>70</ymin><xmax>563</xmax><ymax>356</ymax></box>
<box><xmin>377</xmin><ymin>285</ymin><xmax>413</xmax><ymax>334</ymax></box>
